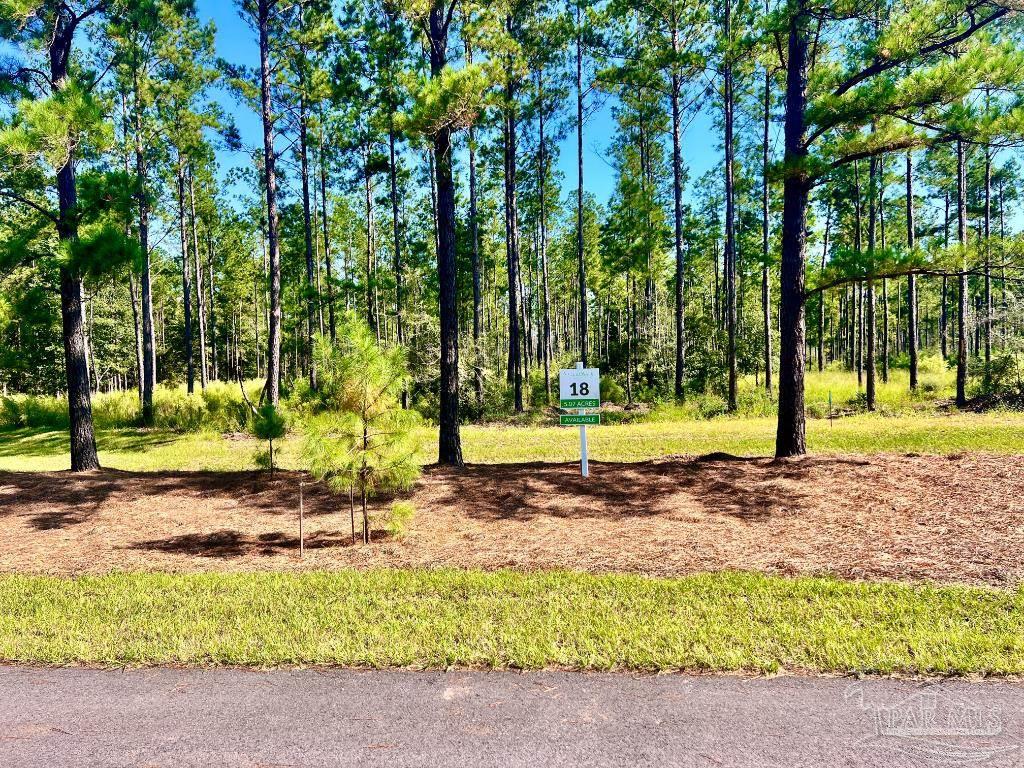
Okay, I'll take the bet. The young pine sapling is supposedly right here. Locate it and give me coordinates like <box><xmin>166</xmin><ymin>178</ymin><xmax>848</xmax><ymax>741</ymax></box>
<box><xmin>302</xmin><ymin>317</ymin><xmax>420</xmax><ymax>543</ymax></box>
<box><xmin>251</xmin><ymin>403</ymin><xmax>286</xmax><ymax>474</ymax></box>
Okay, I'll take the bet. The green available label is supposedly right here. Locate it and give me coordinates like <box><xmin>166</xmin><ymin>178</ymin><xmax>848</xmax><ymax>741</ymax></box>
<box><xmin>560</xmin><ymin>398</ymin><xmax>600</xmax><ymax>408</ymax></box>
<box><xmin>560</xmin><ymin>414</ymin><xmax>600</xmax><ymax>426</ymax></box>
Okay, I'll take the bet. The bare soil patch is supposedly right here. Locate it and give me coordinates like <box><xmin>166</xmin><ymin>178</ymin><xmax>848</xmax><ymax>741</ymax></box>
<box><xmin>2</xmin><ymin>453</ymin><xmax>1023</xmax><ymax>585</ymax></box>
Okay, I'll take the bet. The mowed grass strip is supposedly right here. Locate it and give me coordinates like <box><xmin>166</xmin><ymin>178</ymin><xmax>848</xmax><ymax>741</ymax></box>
<box><xmin>2</xmin><ymin>411</ymin><xmax>1024</xmax><ymax>472</ymax></box>
<box><xmin>2</xmin><ymin>569</ymin><xmax>1023</xmax><ymax>674</ymax></box>
<box><xmin>459</xmin><ymin>412</ymin><xmax>1024</xmax><ymax>464</ymax></box>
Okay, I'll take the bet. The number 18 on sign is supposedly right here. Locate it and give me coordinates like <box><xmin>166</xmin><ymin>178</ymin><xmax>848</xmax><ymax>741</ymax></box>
<box><xmin>560</xmin><ymin>364</ymin><xmax>600</xmax><ymax>477</ymax></box>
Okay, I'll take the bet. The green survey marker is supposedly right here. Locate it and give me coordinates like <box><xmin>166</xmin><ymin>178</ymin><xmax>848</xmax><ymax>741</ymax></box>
<box><xmin>560</xmin><ymin>413</ymin><xmax>600</xmax><ymax>426</ymax></box>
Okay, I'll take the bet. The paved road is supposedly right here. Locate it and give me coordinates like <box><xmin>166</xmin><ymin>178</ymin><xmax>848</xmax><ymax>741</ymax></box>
<box><xmin>2</xmin><ymin>666</ymin><xmax>1024</xmax><ymax>767</ymax></box>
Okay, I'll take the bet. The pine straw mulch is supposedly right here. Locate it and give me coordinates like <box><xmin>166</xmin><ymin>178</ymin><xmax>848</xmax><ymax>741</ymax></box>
<box><xmin>2</xmin><ymin>453</ymin><xmax>1023</xmax><ymax>586</ymax></box>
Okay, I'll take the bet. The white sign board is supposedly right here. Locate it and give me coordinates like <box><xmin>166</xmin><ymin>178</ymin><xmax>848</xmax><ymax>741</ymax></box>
<box><xmin>559</xmin><ymin>365</ymin><xmax>600</xmax><ymax>478</ymax></box>
<box><xmin>559</xmin><ymin>367</ymin><xmax>600</xmax><ymax>409</ymax></box>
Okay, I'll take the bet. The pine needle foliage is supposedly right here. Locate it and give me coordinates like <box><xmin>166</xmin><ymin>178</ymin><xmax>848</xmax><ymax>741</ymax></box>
<box><xmin>302</xmin><ymin>313</ymin><xmax>420</xmax><ymax>544</ymax></box>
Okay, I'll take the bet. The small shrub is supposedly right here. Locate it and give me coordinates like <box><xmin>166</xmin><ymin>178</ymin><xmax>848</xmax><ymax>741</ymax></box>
<box><xmin>0</xmin><ymin>396</ymin><xmax>23</xmax><ymax>429</ymax></box>
<box><xmin>917</xmin><ymin>354</ymin><xmax>948</xmax><ymax>376</ymax></box>
<box><xmin>848</xmin><ymin>391</ymin><xmax>869</xmax><ymax>411</ymax></box>
<box><xmin>15</xmin><ymin>394</ymin><xmax>69</xmax><ymax>428</ymax></box>
<box><xmin>806</xmin><ymin>400</ymin><xmax>830</xmax><ymax>419</ymax></box>
<box><xmin>696</xmin><ymin>393</ymin><xmax>728</xmax><ymax>419</ymax></box>
<box><xmin>253</xmin><ymin>447</ymin><xmax>272</xmax><ymax>470</ymax></box>
<box><xmin>201</xmin><ymin>382</ymin><xmax>250</xmax><ymax>432</ymax></box>
<box><xmin>251</xmin><ymin>403</ymin><xmax>287</xmax><ymax>473</ymax></box>
<box><xmin>386</xmin><ymin>501</ymin><xmax>416</xmax><ymax>540</ymax></box>
<box><xmin>600</xmin><ymin>375</ymin><xmax>625</xmax><ymax>405</ymax></box>
<box><xmin>736</xmin><ymin>386</ymin><xmax>775</xmax><ymax>418</ymax></box>
<box><xmin>480</xmin><ymin>376</ymin><xmax>517</xmax><ymax>421</ymax></box>
<box><xmin>973</xmin><ymin>352</ymin><xmax>1024</xmax><ymax>406</ymax></box>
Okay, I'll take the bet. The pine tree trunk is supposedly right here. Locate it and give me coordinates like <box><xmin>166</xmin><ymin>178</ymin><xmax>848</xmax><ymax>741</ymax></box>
<box><xmin>259</xmin><ymin>0</ymin><xmax>282</xmax><ymax>406</ymax></box>
<box><xmin>134</xmin><ymin>66</ymin><xmax>156</xmax><ymax>426</ymax></box>
<box><xmin>999</xmin><ymin>180</ymin><xmax>1007</xmax><ymax>347</ymax></box>
<box><xmin>817</xmin><ymin>206</ymin><xmax>831</xmax><ymax>372</ymax></box>
<box><xmin>298</xmin><ymin>75</ymin><xmax>317</xmax><ymax>391</ymax></box>
<box><xmin>467</xmin><ymin>38</ymin><xmax>484</xmax><ymax>410</ymax></box>
<box><xmin>318</xmin><ymin>124</ymin><xmax>337</xmax><ymax>343</ymax></box>
<box><xmin>207</xmin><ymin>233</ymin><xmax>218</xmax><ymax>381</ymax></box>
<box><xmin>504</xmin><ymin>59</ymin><xmax>524</xmax><ymax>412</ymax></box>
<box><xmin>984</xmin><ymin>147</ymin><xmax>992</xmax><ymax>367</ymax></box>
<box><xmin>956</xmin><ymin>139</ymin><xmax>968</xmax><ymax>406</ymax></box>
<box><xmin>880</xmin><ymin>276</ymin><xmax>888</xmax><ymax>381</ymax></box>
<box><xmin>941</xmin><ymin>192</ymin><xmax>949</xmax><ymax>359</ymax></box>
<box><xmin>188</xmin><ymin>167</ymin><xmax>208</xmax><ymax>390</ymax></box>
<box><xmin>775</xmin><ymin>0</ymin><xmax>810</xmax><ymax>458</ymax></box>
<box><xmin>364</xmin><ymin>142</ymin><xmax>379</xmax><ymax>340</ymax></box>
<box><xmin>48</xmin><ymin>11</ymin><xmax>100</xmax><ymax>471</ymax></box>
<box><xmin>865</xmin><ymin>153</ymin><xmax>877</xmax><ymax>411</ymax></box>
<box><xmin>430</xmin><ymin>5</ymin><xmax>463</xmax><ymax>466</ymax></box>
<box><xmin>671</xmin><ymin>9</ymin><xmax>686</xmax><ymax>400</ymax></box>
<box><xmin>129</xmin><ymin>274</ymin><xmax>143</xmax><ymax>403</ymax></box>
<box><xmin>761</xmin><ymin>56</ymin><xmax>773</xmax><ymax>393</ymax></box>
<box><xmin>906</xmin><ymin>152</ymin><xmax>918</xmax><ymax>390</ymax></box>
<box><xmin>537</xmin><ymin>66</ymin><xmax>552</xmax><ymax>403</ymax></box>
<box><xmin>724</xmin><ymin>0</ymin><xmax>737</xmax><ymax>412</ymax></box>
<box><xmin>389</xmin><ymin>125</ymin><xmax>406</xmax><ymax>404</ymax></box>
<box><xmin>177</xmin><ymin>163</ymin><xmax>194</xmax><ymax>393</ymax></box>
<box><xmin>575</xmin><ymin>4</ymin><xmax>588</xmax><ymax>367</ymax></box>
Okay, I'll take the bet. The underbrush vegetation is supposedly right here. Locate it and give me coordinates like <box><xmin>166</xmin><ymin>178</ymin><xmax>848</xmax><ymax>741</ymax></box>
<box><xmin>1</xmin><ymin>569</ymin><xmax>1022</xmax><ymax>674</ymax></box>
<box><xmin>0</xmin><ymin>380</ymin><xmax>264</xmax><ymax>432</ymax></box>
<box><xmin>458</xmin><ymin>361</ymin><xmax>969</xmax><ymax>427</ymax></box>
<box><xmin>1</xmin><ymin>361</ymin><xmax>1013</xmax><ymax>438</ymax></box>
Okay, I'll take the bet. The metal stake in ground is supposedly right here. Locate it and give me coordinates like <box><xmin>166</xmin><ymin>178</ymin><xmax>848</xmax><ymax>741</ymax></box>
<box><xmin>299</xmin><ymin>481</ymin><xmax>305</xmax><ymax>558</ymax></box>
<box><xmin>578</xmin><ymin>363</ymin><xmax>589</xmax><ymax>477</ymax></box>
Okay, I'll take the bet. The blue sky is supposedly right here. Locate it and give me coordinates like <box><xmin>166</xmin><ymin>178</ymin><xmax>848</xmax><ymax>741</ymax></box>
<box><xmin>196</xmin><ymin>0</ymin><xmax>722</xmax><ymax>209</ymax></box>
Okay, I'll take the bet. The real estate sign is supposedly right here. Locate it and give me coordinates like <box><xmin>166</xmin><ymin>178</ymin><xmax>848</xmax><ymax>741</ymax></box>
<box><xmin>559</xmin><ymin>365</ymin><xmax>600</xmax><ymax>477</ymax></box>
<box><xmin>559</xmin><ymin>367</ymin><xmax>600</xmax><ymax>409</ymax></box>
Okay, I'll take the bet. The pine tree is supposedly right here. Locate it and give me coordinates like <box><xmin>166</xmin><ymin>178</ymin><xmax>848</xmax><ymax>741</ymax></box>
<box><xmin>771</xmin><ymin>0</ymin><xmax>1019</xmax><ymax>456</ymax></box>
<box><xmin>0</xmin><ymin>1</ymin><xmax>119</xmax><ymax>470</ymax></box>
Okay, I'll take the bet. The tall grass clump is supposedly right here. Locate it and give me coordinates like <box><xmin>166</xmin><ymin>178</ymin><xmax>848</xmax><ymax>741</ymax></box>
<box><xmin>0</xmin><ymin>394</ymin><xmax>69</xmax><ymax>429</ymax></box>
<box><xmin>1</xmin><ymin>382</ymin><xmax>264</xmax><ymax>434</ymax></box>
<box><xmin>92</xmin><ymin>390</ymin><xmax>142</xmax><ymax>428</ymax></box>
<box><xmin>148</xmin><ymin>382</ymin><xmax>262</xmax><ymax>432</ymax></box>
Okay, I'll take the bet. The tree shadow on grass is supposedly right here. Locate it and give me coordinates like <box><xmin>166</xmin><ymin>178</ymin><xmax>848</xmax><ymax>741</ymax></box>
<box><xmin>0</xmin><ymin>427</ymin><xmax>71</xmax><ymax>458</ymax></box>
<box><xmin>0</xmin><ymin>427</ymin><xmax>179</xmax><ymax>459</ymax></box>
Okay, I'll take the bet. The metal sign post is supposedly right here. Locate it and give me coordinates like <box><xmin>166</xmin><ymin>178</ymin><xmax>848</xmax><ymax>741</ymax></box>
<box><xmin>559</xmin><ymin>362</ymin><xmax>601</xmax><ymax>478</ymax></box>
<box><xmin>580</xmin><ymin>412</ymin><xmax>589</xmax><ymax>478</ymax></box>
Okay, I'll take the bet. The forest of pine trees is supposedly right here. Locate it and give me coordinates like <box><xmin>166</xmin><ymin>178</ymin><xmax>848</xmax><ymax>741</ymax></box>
<box><xmin>3</xmin><ymin>0</ymin><xmax>1024</xmax><ymax>468</ymax></box>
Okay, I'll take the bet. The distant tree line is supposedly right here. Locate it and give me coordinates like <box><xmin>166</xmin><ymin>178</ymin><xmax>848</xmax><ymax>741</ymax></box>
<box><xmin>2</xmin><ymin>0</ymin><xmax>1024</xmax><ymax>470</ymax></box>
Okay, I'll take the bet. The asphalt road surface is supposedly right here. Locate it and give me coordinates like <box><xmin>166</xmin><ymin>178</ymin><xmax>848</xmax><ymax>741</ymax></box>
<box><xmin>3</xmin><ymin>666</ymin><xmax>1024</xmax><ymax>767</ymax></box>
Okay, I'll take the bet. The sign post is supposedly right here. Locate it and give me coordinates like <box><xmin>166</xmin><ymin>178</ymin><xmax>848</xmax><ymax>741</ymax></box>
<box><xmin>580</xmin><ymin>413</ymin><xmax>588</xmax><ymax>478</ymax></box>
<box><xmin>559</xmin><ymin>363</ymin><xmax>600</xmax><ymax>477</ymax></box>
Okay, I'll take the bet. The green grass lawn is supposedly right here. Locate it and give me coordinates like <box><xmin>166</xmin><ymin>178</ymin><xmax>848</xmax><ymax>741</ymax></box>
<box><xmin>2</xmin><ymin>569</ymin><xmax>1022</xmax><ymax>674</ymax></box>
<box><xmin>1</xmin><ymin>410</ymin><xmax>1023</xmax><ymax>471</ymax></box>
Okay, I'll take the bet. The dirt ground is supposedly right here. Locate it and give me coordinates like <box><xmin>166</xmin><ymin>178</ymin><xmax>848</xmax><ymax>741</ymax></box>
<box><xmin>2</xmin><ymin>453</ymin><xmax>1023</xmax><ymax>586</ymax></box>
